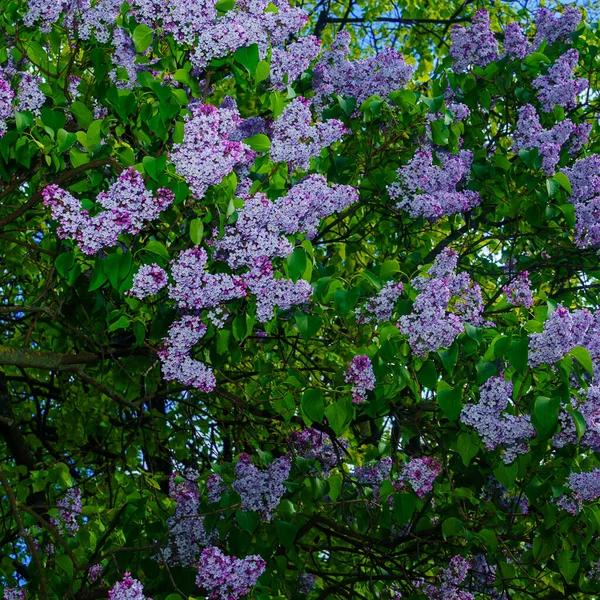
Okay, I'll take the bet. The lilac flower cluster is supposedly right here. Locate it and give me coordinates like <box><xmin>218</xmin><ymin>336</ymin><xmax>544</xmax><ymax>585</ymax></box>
<box><xmin>128</xmin><ymin>264</ymin><xmax>168</xmax><ymax>299</ymax></box>
<box><xmin>297</xmin><ymin>573</ymin><xmax>317</xmax><ymax>594</ymax></box>
<box><xmin>51</xmin><ymin>487</ymin><xmax>82</xmax><ymax>535</ymax></box>
<box><xmin>354</xmin><ymin>457</ymin><xmax>392</xmax><ymax>486</ymax></box>
<box><xmin>528</xmin><ymin>304</ymin><xmax>597</xmax><ymax>368</ymax></box>
<box><xmin>165</xmin><ymin>470</ymin><xmax>209</xmax><ymax>566</ymax></box>
<box><xmin>3</xmin><ymin>589</ymin><xmax>26</xmax><ymax>600</ymax></box>
<box><xmin>158</xmin><ymin>315</ymin><xmax>216</xmax><ymax>391</ymax></box>
<box><xmin>17</xmin><ymin>73</ymin><xmax>45</xmax><ymax>116</ymax></box>
<box><xmin>110</xmin><ymin>27</ymin><xmax>138</xmax><ymax>89</ymax></box>
<box><xmin>289</xmin><ymin>428</ymin><xmax>347</xmax><ymax>475</ymax></box>
<box><xmin>566</xmin><ymin>469</ymin><xmax>600</xmax><ymax>504</ymax></box>
<box><xmin>562</xmin><ymin>155</ymin><xmax>600</xmax><ymax>248</ymax></box>
<box><xmin>418</xmin><ymin>555</ymin><xmax>474</xmax><ymax>600</ymax></box>
<box><xmin>88</xmin><ymin>564</ymin><xmax>103</xmax><ymax>583</ymax></box>
<box><xmin>232</xmin><ymin>453</ymin><xmax>291</xmax><ymax>521</ymax></box>
<box><xmin>502</xmin><ymin>271</ymin><xmax>534</xmax><ymax>308</ymax></box>
<box><xmin>43</xmin><ymin>167</ymin><xmax>174</xmax><ymax>254</ymax></box>
<box><xmin>396</xmin><ymin>457</ymin><xmax>441</xmax><ymax>498</ymax></box>
<box><xmin>512</xmin><ymin>104</ymin><xmax>588</xmax><ymax>175</ymax></box>
<box><xmin>387</xmin><ymin>149</ymin><xmax>481</xmax><ymax>219</ymax></box>
<box><xmin>355</xmin><ymin>281</ymin><xmax>404</xmax><ymax>324</ymax></box>
<box><xmin>534</xmin><ymin>6</ymin><xmax>581</xmax><ymax>47</ymax></box>
<box><xmin>270</xmin><ymin>97</ymin><xmax>346</xmax><ymax>170</ymax></box>
<box><xmin>461</xmin><ymin>376</ymin><xmax>534</xmax><ymax>464</ymax></box>
<box><xmin>170</xmin><ymin>103</ymin><xmax>256</xmax><ymax>200</ymax></box>
<box><xmin>533</xmin><ymin>50</ymin><xmax>587</xmax><ymax>113</ymax></box>
<box><xmin>271</xmin><ymin>37</ymin><xmax>321</xmax><ymax>90</ymax></box>
<box><xmin>312</xmin><ymin>30</ymin><xmax>413</xmax><ymax>111</ymax></box>
<box><xmin>503</xmin><ymin>23</ymin><xmax>531</xmax><ymax>60</ymax></box>
<box><xmin>344</xmin><ymin>355</ymin><xmax>376</xmax><ymax>404</ymax></box>
<box><xmin>108</xmin><ymin>573</ymin><xmax>152</xmax><ymax>600</ymax></box>
<box><xmin>397</xmin><ymin>249</ymin><xmax>490</xmax><ymax>356</ymax></box>
<box><xmin>196</xmin><ymin>547</ymin><xmax>266</xmax><ymax>600</ymax></box>
<box><xmin>483</xmin><ymin>477</ymin><xmax>529</xmax><ymax>514</ymax></box>
<box><xmin>554</xmin><ymin>385</ymin><xmax>600</xmax><ymax>451</ymax></box>
<box><xmin>0</xmin><ymin>73</ymin><xmax>14</xmax><ymax>138</ymax></box>
<box><xmin>450</xmin><ymin>10</ymin><xmax>499</xmax><ymax>73</ymax></box>
<box><xmin>206</xmin><ymin>473</ymin><xmax>225</xmax><ymax>504</ymax></box>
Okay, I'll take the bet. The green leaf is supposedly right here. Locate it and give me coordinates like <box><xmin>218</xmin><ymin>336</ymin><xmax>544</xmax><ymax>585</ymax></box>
<box><xmin>295</xmin><ymin>312</ymin><xmax>323</xmax><ymax>341</ymax></box>
<box><xmin>132</xmin><ymin>24</ymin><xmax>154</xmax><ymax>53</ymax></box>
<box><xmin>442</xmin><ymin>517</ymin><xmax>464</xmax><ymax>540</ymax></box>
<box><xmin>55</xmin><ymin>253</ymin><xmax>74</xmax><ymax>278</ymax></box>
<box><xmin>255</xmin><ymin>60</ymin><xmax>270</xmax><ymax>83</ymax></box>
<box><xmin>457</xmin><ymin>432</ymin><xmax>479</xmax><ymax>466</ymax></box>
<box><xmin>325</xmin><ymin>399</ymin><xmax>352</xmax><ymax>436</ymax></box>
<box><xmin>287</xmin><ymin>248</ymin><xmax>307</xmax><ymax>282</ymax></box>
<box><xmin>508</xmin><ymin>338</ymin><xmax>528</xmax><ymax>373</ymax></box>
<box><xmin>142</xmin><ymin>155</ymin><xmax>166</xmax><ymax>181</ymax></box>
<box><xmin>276</xmin><ymin>520</ymin><xmax>299</xmax><ymax>550</ymax></box>
<box><xmin>493</xmin><ymin>461</ymin><xmax>518</xmax><ymax>488</ymax></box>
<box><xmin>570</xmin><ymin>346</ymin><xmax>594</xmax><ymax>376</ymax></box>
<box><xmin>566</xmin><ymin>406</ymin><xmax>586</xmax><ymax>443</ymax></box>
<box><xmin>393</xmin><ymin>493</ymin><xmax>415</xmax><ymax>524</ymax></box>
<box><xmin>557</xmin><ymin>549</ymin><xmax>579</xmax><ymax>583</ymax></box>
<box><xmin>234</xmin><ymin>44</ymin><xmax>259</xmax><ymax>75</ymax></box>
<box><xmin>417</xmin><ymin>360</ymin><xmax>438</xmax><ymax>389</ymax></box>
<box><xmin>236</xmin><ymin>510</ymin><xmax>259</xmax><ymax>534</ymax></box>
<box><xmin>301</xmin><ymin>388</ymin><xmax>324</xmax><ymax>423</ymax></box>
<box><xmin>532</xmin><ymin>395</ymin><xmax>560</xmax><ymax>438</ymax></box>
<box><xmin>88</xmin><ymin>257</ymin><xmax>107</xmax><ymax>291</ymax></box>
<box><xmin>108</xmin><ymin>316</ymin><xmax>131</xmax><ymax>332</ymax></box>
<box><xmin>143</xmin><ymin>240</ymin><xmax>169</xmax><ymax>260</ymax></box>
<box><xmin>328</xmin><ymin>475</ymin><xmax>342</xmax><ymax>502</ymax></box>
<box><xmin>55</xmin><ymin>554</ymin><xmax>74</xmax><ymax>580</ymax></box>
<box><xmin>553</xmin><ymin>172</ymin><xmax>572</xmax><ymax>195</ymax></box>
<box><xmin>334</xmin><ymin>288</ymin><xmax>360</xmax><ymax>313</ymax></box>
<box><xmin>189</xmin><ymin>219</ymin><xmax>204</xmax><ymax>245</ymax></box>
<box><xmin>70</xmin><ymin>101</ymin><xmax>94</xmax><ymax>128</ymax></box>
<box><xmin>476</xmin><ymin>528</ymin><xmax>498</xmax><ymax>554</ymax></box>
<box><xmin>57</xmin><ymin>129</ymin><xmax>77</xmax><ymax>153</ymax></box>
<box><xmin>104</xmin><ymin>252</ymin><xmax>132</xmax><ymax>290</ymax></box>
<box><xmin>15</xmin><ymin>111</ymin><xmax>34</xmax><ymax>132</ymax></box>
<box><xmin>244</xmin><ymin>133</ymin><xmax>271</xmax><ymax>152</ymax></box>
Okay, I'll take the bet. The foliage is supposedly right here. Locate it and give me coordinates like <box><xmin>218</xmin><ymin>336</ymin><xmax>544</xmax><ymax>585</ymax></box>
<box><xmin>1</xmin><ymin>1</ymin><xmax>600</xmax><ymax>600</ymax></box>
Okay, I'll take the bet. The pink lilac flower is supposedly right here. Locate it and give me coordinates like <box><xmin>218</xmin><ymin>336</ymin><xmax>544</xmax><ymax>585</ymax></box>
<box><xmin>17</xmin><ymin>73</ymin><xmax>45</xmax><ymax>116</ymax></box>
<box><xmin>344</xmin><ymin>355</ymin><xmax>376</xmax><ymax>404</ymax></box>
<box><xmin>534</xmin><ymin>6</ymin><xmax>581</xmax><ymax>47</ymax></box>
<box><xmin>0</xmin><ymin>74</ymin><xmax>14</xmax><ymax>138</ymax></box>
<box><xmin>196</xmin><ymin>546</ymin><xmax>266</xmax><ymax>600</ymax></box>
<box><xmin>398</xmin><ymin>457</ymin><xmax>441</xmax><ymax>498</ymax></box>
<box><xmin>356</xmin><ymin>281</ymin><xmax>404</xmax><ymax>324</ymax></box>
<box><xmin>165</xmin><ymin>470</ymin><xmax>209</xmax><ymax>566</ymax></box>
<box><xmin>43</xmin><ymin>168</ymin><xmax>174</xmax><ymax>254</ymax></box>
<box><xmin>533</xmin><ymin>50</ymin><xmax>588</xmax><ymax>112</ymax></box>
<box><xmin>170</xmin><ymin>103</ymin><xmax>256</xmax><ymax>200</ymax></box>
<box><xmin>232</xmin><ymin>453</ymin><xmax>291</xmax><ymax>521</ymax></box>
<box><xmin>108</xmin><ymin>573</ymin><xmax>152</xmax><ymax>600</ymax></box>
<box><xmin>3</xmin><ymin>589</ymin><xmax>26</xmax><ymax>600</ymax></box>
<box><xmin>88</xmin><ymin>564</ymin><xmax>103</xmax><ymax>583</ymax></box>
<box><xmin>553</xmin><ymin>385</ymin><xmax>600</xmax><ymax>451</ymax></box>
<box><xmin>503</xmin><ymin>22</ymin><xmax>531</xmax><ymax>60</ymax></box>
<box><xmin>271</xmin><ymin>36</ymin><xmax>321</xmax><ymax>90</ymax></box>
<box><xmin>128</xmin><ymin>264</ymin><xmax>169</xmax><ymax>299</ymax></box>
<box><xmin>450</xmin><ymin>10</ymin><xmax>499</xmax><ymax>73</ymax></box>
<box><xmin>270</xmin><ymin>97</ymin><xmax>346</xmax><ymax>170</ymax></box>
<box><xmin>461</xmin><ymin>376</ymin><xmax>535</xmax><ymax>464</ymax></box>
<box><xmin>288</xmin><ymin>428</ymin><xmax>348</xmax><ymax>475</ymax></box>
<box><xmin>397</xmin><ymin>249</ymin><xmax>490</xmax><ymax>356</ymax></box>
<box><xmin>388</xmin><ymin>148</ymin><xmax>481</xmax><ymax>219</ymax></box>
<box><xmin>297</xmin><ymin>573</ymin><xmax>317</xmax><ymax>594</ymax></box>
<box><xmin>312</xmin><ymin>30</ymin><xmax>413</xmax><ymax>111</ymax></box>
<box><xmin>512</xmin><ymin>104</ymin><xmax>587</xmax><ymax>175</ymax></box>
<box><xmin>158</xmin><ymin>315</ymin><xmax>216</xmax><ymax>391</ymax></box>
<box><xmin>502</xmin><ymin>271</ymin><xmax>534</xmax><ymax>308</ymax></box>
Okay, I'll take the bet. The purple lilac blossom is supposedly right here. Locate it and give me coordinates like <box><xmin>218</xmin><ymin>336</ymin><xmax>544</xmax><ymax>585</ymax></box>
<box><xmin>269</xmin><ymin>97</ymin><xmax>346</xmax><ymax>170</ymax></box>
<box><xmin>78</xmin><ymin>0</ymin><xmax>122</xmax><ymax>42</ymax></box>
<box><xmin>387</xmin><ymin>148</ymin><xmax>481</xmax><ymax>219</ymax></box>
<box><xmin>418</xmin><ymin>555</ymin><xmax>474</xmax><ymax>600</ymax></box>
<box><xmin>355</xmin><ymin>281</ymin><xmax>404</xmax><ymax>324</ymax></box>
<box><xmin>170</xmin><ymin>103</ymin><xmax>256</xmax><ymax>200</ymax></box>
<box><xmin>354</xmin><ymin>457</ymin><xmax>392</xmax><ymax>486</ymax></box>
<box><xmin>206</xmin><ymin>474</ymin><xmax>225</xmax><ymax>503</ymax></box>
<box><xmin>43</xmin><ymin>167</ymin><xmax>174</xmax><ymax>254</ymax></box>
<box><xmin>503</xmin><ymin>22</ymin><xmax>531</xmax><ymax>60</ymax></box>
<box><xmin>158</xmin><ymin>315</ymin><xmax>216</xmax><ymax>391</ymax></box>
<box><xmin>553</xmin><ymin>385</ymin><xmax>600</xmax><ymax>451</ymax></box>
<box><xmin>483</xmin><ymin>477</ymin><xmax>529</xmax><ymax>514</ymax></box>
<box><xmin>461</xmin><ymin>376</ymin><xmax>535</xmax><ymax>464</ymax></box>
<box><xmin>17</xmin><ymin>73</ymin><xmax>45</xmax><ymax>116</ymax></box>
<box><xmin>165</xmin><ymin>470</ymin><xmax>209</xmax><ymax>566</ymax></box>
<box><xmin>533</xmin><ymin>50</ymin><xmax>588</xmax><ymax>113</ymax></box>
<box><xmin>288</xmin><ymin>427</ymin><xmax>347</xmax><ymax>475</ymax></box>
<box><xmin>397</xmin><ymin>457</ymin><xmax>441</xmax><ymax>498</ymax></box>
<box><xmin>297</xmin><ymin>573</ymin><xmax>317</xmax><ymax>594</ymax></box>
<box><xmin>271</xmin><ymin>37</ymin><xmax>321</xmax><ymax>90</ymax></box>
<box><xmin>0</xmin><ymin>73</ymin><xmax>14</xmax><ymax>138</ymax></box>
<box><xmin>3</xmin><ymin>589</ymin><xmax>26</xmax><ymax>600</ymax></box>
<box><xmin>232</xmin><ymin>453</ymin><xmax>291</xmax><ymax>521</ymax></box>
<box><xmin>88</xmin><ymin>564</ymin><xmax>103</xmax><ymax>583</ymax></box>
<box><xmin>344</xmin><ymin>355</ymin><xmax>376</xmax><ymax>404</ymax></box>
<box><xmin>312</xmin><ymin>30</ymin><xmax>413</xmax><ymax>111</ymax></box>
<box><xmin>450</xmin><ymin>10</ymin><xmax>499</xmax><ymax>73</ymax></box>
<box><xmin>534</xmin><ymin>6</ymin><xmax>581</xmax><ymax>47</ymax></box>
<box><xmin>110</xmin><ymin>27</ymin><xmax>138</xmax><ymax>88</ymax></box>
<box><xmin>128</xmin><ymin>264</ymin><xmax>169</xmax><ymax>299</ymax></box>
<box><xmin>568</xmin><ymin>468</ymin><xmax>600</xmax><ymax>502</ymax></box>
<box><xmin>196</xmin><ymin>546</ymin><xmax>266</xmax><ymax>600</ymax></box>
<box><xmin>512</xmin><ymin>104</ymin><xmax>586</xmax><ymax>175</ymax></box>
<box><xmin>51</xmin><ymin>487</ymin><xmax>82</xmax><ymax>535</ymax></box>
<box><xmin>397</xmin><ymin>249</ymin><xmax>490</xmax><ymax>356</ymax></box>
<box><xmin>108</xmin><ymin>573</ymin><xmax>152</xmax><ymax>600</ymax></box>
<box><xmin>502</xmin><ymin>271</ymin><xmax>534</xmax><ymax>308</ymax></box>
